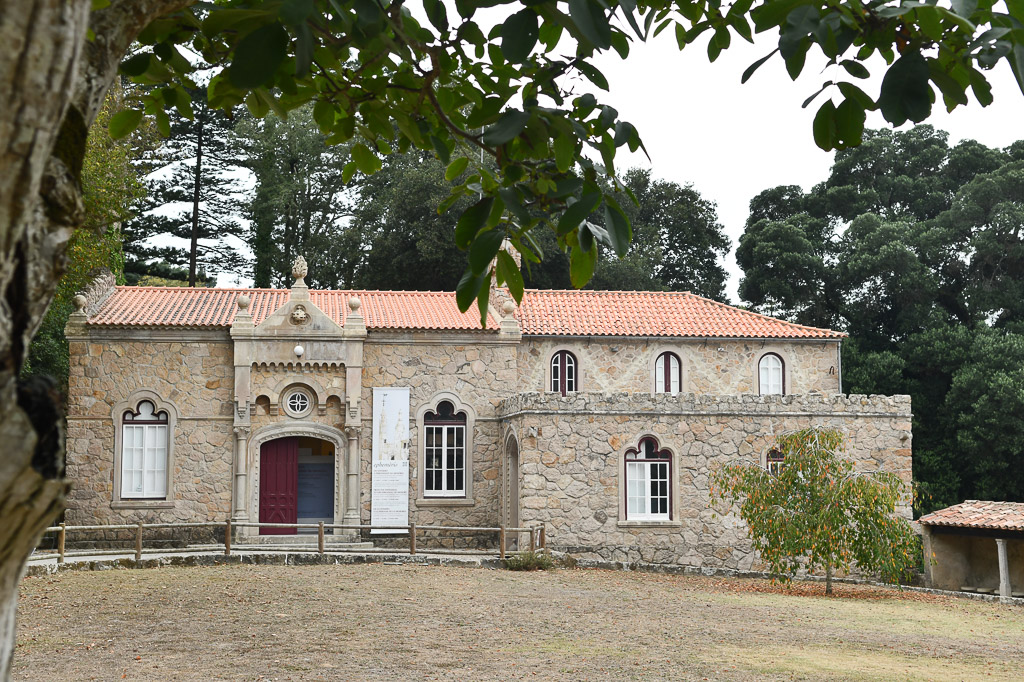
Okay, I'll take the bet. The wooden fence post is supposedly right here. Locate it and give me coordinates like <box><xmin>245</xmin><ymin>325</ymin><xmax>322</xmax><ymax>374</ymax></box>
<box><xmin>409</xmin><ymin>523</ymin><xmax>416</xmax><ymax>556</ymax></box>
<box><xmin>529</xmin><ymin>526</ymin><xmax>536</xmax><ymax>553</ymax></box>
<box><xmin>135</xmin><ymin>521</ymin><xmax>143</xmax><ymax>565</ymax></box>
<box><xmin>539</xmin><ymin>525</ymin><xmax>546</xmax><ymax>555</ymax></box>
<box><xmin>499</xmin><ymin>526</ymin><xmax>505</xmax><ymax>560</ymax></box>
<box><xmin>318</xmin><ymin>522</ymin><xmax>325</xmax><ymax>554</ymax></box>
<box><xmin>224</xmin><ymin>519</ymin><xmax>232</xmax><ymax>556</ymax></box>
<box><xmin>57</xmin><ymin>523</ymin><xmax>65</xmax><ymax>564</ymax></box>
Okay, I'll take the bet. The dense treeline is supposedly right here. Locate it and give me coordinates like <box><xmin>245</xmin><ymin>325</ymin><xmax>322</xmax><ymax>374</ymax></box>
<box><xmin>738</xmin><ymin>126</ymin><xmax>1024</xmax><ymax>512</ymax></box>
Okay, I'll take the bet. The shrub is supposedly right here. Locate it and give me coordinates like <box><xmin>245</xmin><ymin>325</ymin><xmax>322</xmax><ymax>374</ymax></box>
<box><xmin>502</xmin><ymin>551</ymin><xmax>554</xmax><ymax>571</ymax></box>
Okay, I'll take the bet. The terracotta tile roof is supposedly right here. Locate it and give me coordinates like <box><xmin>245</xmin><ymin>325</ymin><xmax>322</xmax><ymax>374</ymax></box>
<box><xmin>919</xmin><ymin>501</ymin><xmax>1024</xmax><ymax>532</ymax></box>
<box><xmin>87</xmin><ymin>287</ymin><xmax>499</xmax><ymax>331</ymax></box>
<box><xmin>516</xmin><ymin>290</ymin><xmax>844</xmax><ymax>338</ymax></box>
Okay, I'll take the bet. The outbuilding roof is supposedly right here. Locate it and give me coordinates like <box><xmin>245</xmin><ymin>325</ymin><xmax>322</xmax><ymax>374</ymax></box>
<box><xmin>85</xmin><ymin>286</ymin><xmax>844</xmax><ymax>338</ymax></box>
<box><xmin>919</xmin><ymin>501</ymin><xmax>1024</xmax><ymax>532</ymax></box>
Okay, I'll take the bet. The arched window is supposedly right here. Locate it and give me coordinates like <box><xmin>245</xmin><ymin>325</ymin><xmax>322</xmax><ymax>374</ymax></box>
<box><xmin>423</xmin><ymin>400</ymin><xmax>468</xmax><ymax>497</ymax></box>
<box><xmin>550</xmin><ymin>350</ymin><xmax>578</xmax><ymax>396</ymax></box>
<box><xmin>624</xmin><ymin>437</ymin><xmax>672</xmax><ymax>521</ymax></box>
<box><xmin>121</xmin><ymin>401</ymin><xmax>169</xmax><ymax>499</ymax></box>
<box><xmin>766</xmin><ymin>448</ymin><xmax>785</xmax><ymax>476</ymax></box>
<box><xmin>655</xmin><ymin>352</ymin><xmax>682</xmax><ymax>395</ymax></box>
<box><xmin>758</xmin><ymin>353</ymin><xmax>784</xmax><ymax>395</ymax></box>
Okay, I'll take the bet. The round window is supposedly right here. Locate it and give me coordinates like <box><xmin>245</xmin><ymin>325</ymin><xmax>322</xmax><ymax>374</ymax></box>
<box><xmin>283</xmin><ymin>388</ymin><xmax>313</xmax><ymax>418</ymax></box>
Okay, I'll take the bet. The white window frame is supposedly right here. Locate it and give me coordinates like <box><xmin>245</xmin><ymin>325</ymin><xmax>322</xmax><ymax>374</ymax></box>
<box><xmin>550</xmin><ymin>350</ymin><xmax>578</xmax><ymax>395</ymax></box>
<box><xmin>624</xmin><ymin>437</ymin><xmax>672</xmax><ymax>522</ymax></box>
<box><xmin>423</xmin><ymin>418</ymin><xmax>466</xmax><ymax>497</ymax></box>
<box><xmin>111</xmin><ymin>391</ymin><xmax>178</xmax><ymax>509</ymax></box>
<box><xmin>282</xmin><ymin>386</ymin><xmax>315</xmax><ymax>418</ymax></box>
<box><xmin>759</xmin><ymin>353</ymin><xmax>785</xmax><ymax>395</ymax></box>
<box><xmin>415</xmin><ymin>393</ymin><xmax>477</xmax><ymax>506</ymax></box>
<box><xmin>655</xmin><ymin>352</ymin><xmax>682</xmax><ymax>395</ymax></box>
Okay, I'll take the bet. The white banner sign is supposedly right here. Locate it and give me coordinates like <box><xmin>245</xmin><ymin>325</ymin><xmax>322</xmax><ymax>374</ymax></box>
<box><xmin>371</xmin><ymin>388</ymin><xmax>410</xmax><ymax>533</ymax></box>
<box><xmin>371</xmin><ymin>460</ymin><xmax>409</xmax><ymax>534</ymax></box>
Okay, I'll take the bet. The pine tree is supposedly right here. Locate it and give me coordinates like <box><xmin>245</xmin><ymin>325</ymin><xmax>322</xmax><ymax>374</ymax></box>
<box><xmin>125</xmin><ymin>87</ymin><xmax>244</xmax><ymax>286</ymax></box>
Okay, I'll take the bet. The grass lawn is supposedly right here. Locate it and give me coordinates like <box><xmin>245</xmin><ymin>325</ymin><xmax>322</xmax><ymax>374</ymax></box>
<box><xmin>14</xmin><ymin>563</ymin><xmax>1024</xmax><ymax>680</ymax></box>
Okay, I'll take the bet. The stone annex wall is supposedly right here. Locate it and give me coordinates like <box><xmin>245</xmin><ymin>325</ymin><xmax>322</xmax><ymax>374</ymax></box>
<box><xmin>499</xmin><ymin>392</ymin><xmax>912</xmax><ymax>569</ymax></box>
<box><xmin>359</xmin><ymin>335</ymin><xmax>517</xmax><ymax>532</ymax></box>
<box><xmin>517</xmin><ymin>338</ymin><xmax>842</xmax><ymax>395</ymax></box>
<box><xmin>65</xmin><ymin>337</ymin><xmax>235</xmax><ymax>527</ymax></box>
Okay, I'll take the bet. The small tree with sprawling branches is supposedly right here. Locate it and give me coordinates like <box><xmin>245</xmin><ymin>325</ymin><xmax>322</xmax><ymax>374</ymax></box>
<box><xmin>711</xmin><ymin>427</ymin><xmax>918</xmax><ymax>595</ymax></box>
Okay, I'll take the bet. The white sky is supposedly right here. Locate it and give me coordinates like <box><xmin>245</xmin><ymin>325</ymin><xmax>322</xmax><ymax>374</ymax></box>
<box><xmin>203</xmin><ymin>15</ymin><xmax>1024</xmax><ymax>299</ymax></box>
<box><xmin>587</xmin><ymin>30</ymin><xmax>1024</xmax><ymax>302</ymax></box>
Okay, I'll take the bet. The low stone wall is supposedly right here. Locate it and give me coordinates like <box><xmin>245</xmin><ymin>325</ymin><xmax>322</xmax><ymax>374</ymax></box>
<box><xmin>499</xmin><ymin>392</ymin><xmax>912</xmax><ymax>571</ymax></box>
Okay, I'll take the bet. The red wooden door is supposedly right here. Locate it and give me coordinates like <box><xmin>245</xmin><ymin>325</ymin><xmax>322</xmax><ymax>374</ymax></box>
<box><xmin>260</xmin><ymin>438</ymin><xmax>298</xmax><ymax>535</ymax></box>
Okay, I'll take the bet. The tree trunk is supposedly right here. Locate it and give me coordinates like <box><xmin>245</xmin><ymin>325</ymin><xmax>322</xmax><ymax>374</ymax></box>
<box><xmin>188</xmin><ymin>114</ymin><xmax>203</xmax><ymax>287</ymax></box>
<box><xmin>825</xmin><ymin>562</ymin><xmax>833</xmax><ymax>596</ymax></box>
<box><xmin>0</xmin><ymin>2</ymin><xmax>193</xmax><ymax>677</ymax></box>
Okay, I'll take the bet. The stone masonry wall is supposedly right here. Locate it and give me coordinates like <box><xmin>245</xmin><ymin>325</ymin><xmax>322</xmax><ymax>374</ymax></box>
<box><xmin>499</xmin><ymin>392</ymin><xmax>912</xmax><ymax>569</ymax></box>
<box><xmin>359</xmin><ymin>336</ymin><xmax>518</xmax><ymax>533</ymax></box>
<box><xmin>517</xmin><ymin>338</ymin><xmax>841</xmax><ymax>396</ymax></box>
<box><xmin>65</xmin><ymin>338</ymin><xmax>235</xmax><ymax>527</ymax></box>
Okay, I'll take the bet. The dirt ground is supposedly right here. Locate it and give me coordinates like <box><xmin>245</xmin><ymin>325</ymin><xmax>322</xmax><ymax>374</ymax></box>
<box><xmin>13</xmin><ymin>563</ymin><xmax>1024</xmax><ymax>681</ymax></box>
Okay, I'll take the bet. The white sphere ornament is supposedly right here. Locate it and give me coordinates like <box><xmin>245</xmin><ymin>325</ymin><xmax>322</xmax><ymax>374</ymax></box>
<box><xmin>294</xmin><ymin>345</ymin><xmax>304</xmax><ymax>357</ymax></box>
<box><xmin>237</xmin><ymin>294</ymin><xmax>250</xmax><ymax>310</ymax></box>
<box><xmin>501</xmin><ymin>300</ymin><xmax>516</xmax><ymax>316</ymax></box>
<box><xmin>72</xmin><ymin>294</ymin><xmax>88</xmax><ymax>312</ymax></box>
<box><xmin>348</xmin><ymin>296</ymin><xmax>361</xmax><ymax>312</ymax></box>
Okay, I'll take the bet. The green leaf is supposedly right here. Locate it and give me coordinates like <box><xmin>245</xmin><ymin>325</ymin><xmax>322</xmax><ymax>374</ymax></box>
<box><xmin>120</xmin><ymin>53</ymin><xmax>151</xmax><ymax>77</ymax></box>
<box><xmin>350</xmin><ymin>143</ymin><xmax>382</xmax><ymax>174</ymax></box>
<box><xmin>951</xmin><ymin>0</ymin><xmax>977</xmax><ymax>18</ymax></box>
<box><xmin>469</xmin><ymin>229</ymin><xmax>506</xmax><ymax>274</ymax></box>
<box><xmin>812</xmin><ymin>99</ymin><xmax>837</xmax><ymax>150</ymax></box>
<box><xmin>557</xmin><ymin>191</ymin><xmax>602</xmax><ymax>236</ymax></box>
<box><xmin>108</xmin><ymin>109</ymin><xmax>143</xmax><ymax>140</ymax></box>
<box><xmin>456</xmin><ymin>268</ymin><xmax>487</xmax><ymax>313</ymax></box>
<box><xmin>839</xmin><ymin>60</ymin><xmax>870</xmax><ymax>79</ymax></box>
<box><xmin>501</xmin><ymin>10</ymin><xmax>539</xmax><ymax>63</ymax></box>
<box><xmin>423</xmin><ymin>0</ymin><xmax>449</xmax><ymax>33</ymax></box>
<box><xmin>878</xmin><ymin>50</ymin><xmax>932</xmax><ymax>126</ymax></box>
<box><xmin>568</xmin><ymin>0</ymin><xmax>612</xmax><ymax>49</ymax></box>
<box><xmin>482</xmin><ymin>110</ymin><xmax>530</xmax><ymax>145</ymax></box>
<box><xmin>476</xmin><ymin>275</ymin><xmax>491</xmax><ymax>328</ymax></box>
<box><xmin>569</xmin><ymin>244</ymin><xmax>598</xmax><ymax>288</ymax></box>
<box><xmin>312</xmin><ymin>100</ymin><xmax>334</xmax><ymax>132</ymax></box>
<box><xmin>554</xmin><ymin>134</ymin><xmax>576</xmax><ymax>173</ymax></box>
<box><xmin>279</xmin><ymin>0</ymin><xmax>314</xmax><ymax>25</ymax></box>
<box><xmin>228</xmin><ymin>22</ymin><xmax>290</xmax><ymax>89</ymax></box>
<box><xmin>576</xmin><ymin>61</ymin><xmax>609</xmax><ymax>90</ymax></box>
<box><xmin>742</xmin><ymin>49</ymin><xmax>778</xmax><ymax>84</ymax></box>
<box><xmin>341</xmin><ymin>161</ymin><xmax>357</xmax><ymax>185</ymax></box>
<box><xmin>155</xmin><ymin>109</ymin><xmax>170</xmax><ymax>138</ymax></box>
<box><xmin>834</xmin><ymin>98</ymin><xmax>865</xmax><ymax>146</ymax></box>
<box><xmin>496</xmin><ymin>250</ymin><xmax>525</xmax><ymax>301</ymax></box>
<box><xmin>445</xmin><ymin>157</ymin><xmax>469</xmax><ymax>181</ymax></box>
<box><xmin>455</xmin><ymin>197</ymin><xmax>494</xmax><ymax>249</ymax></box>
<box><xmin>602</xmin><ymin>199</ymin><xmax>632</xmax><ymax>257</ymax></box>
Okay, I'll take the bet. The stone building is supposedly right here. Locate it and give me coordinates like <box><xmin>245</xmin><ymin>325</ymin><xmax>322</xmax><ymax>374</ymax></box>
<box><xmin>65</xmin><ymin>258</ymin><xmax>913</xmax><ymax>570</ymax></box>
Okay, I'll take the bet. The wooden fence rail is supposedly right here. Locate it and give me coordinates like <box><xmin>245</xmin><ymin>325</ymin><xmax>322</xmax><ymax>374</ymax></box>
<box><xmin>35</xmin><ymin>520</ymin><xmax>548</xmax><ymax>565</ymax></box>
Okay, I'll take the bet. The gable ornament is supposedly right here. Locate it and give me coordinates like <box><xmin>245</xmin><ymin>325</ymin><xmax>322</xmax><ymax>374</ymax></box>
<box><xmin>292</xmin><ymin>255</ymin><xmax>308</xmax><ymax>286</ymax></box>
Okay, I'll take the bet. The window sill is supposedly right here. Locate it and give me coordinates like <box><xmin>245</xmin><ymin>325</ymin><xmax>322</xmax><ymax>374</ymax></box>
<box><xmin>111</xmin><ymin>500</ymin><xmax>175</xmax><ymax>510</ymax></box>
<box><xmin>416</xmin><ymin>497</ymin><xmax>476</xmax><ymax>507</ymax></box>
<box><xmin>617</xmin><ymin>520</ymin><xmax>682</xmax><ymax>529</ymax></box>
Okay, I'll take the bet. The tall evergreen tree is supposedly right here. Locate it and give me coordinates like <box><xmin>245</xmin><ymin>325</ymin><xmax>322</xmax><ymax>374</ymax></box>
<box><xmin>125</xmin><ymin>88</ymin><xmax>244</xmax><ymax>286</ymax></box>
<box><xmin>237</xmin><ymin>106</ymin><xmax>357</xmax><ymax>289</ymax></box>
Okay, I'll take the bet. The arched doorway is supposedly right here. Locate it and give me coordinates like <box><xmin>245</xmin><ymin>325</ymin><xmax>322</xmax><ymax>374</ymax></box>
<box><xmin>259</xmin><ymin>436</ymin><xmax>336</xmax><ymax>535</ymax></box>
<box><xmin>505</xmin><ymin>433</ymin><xmax>520</xmax><ymax>549</ymax></box>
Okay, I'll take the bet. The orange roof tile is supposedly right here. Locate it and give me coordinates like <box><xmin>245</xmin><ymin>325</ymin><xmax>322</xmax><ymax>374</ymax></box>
<box><xmin>86</xmin><ymin>286</ymin><xmax>844</xmax><ymax>339</ymax></box>
<box><xmin>919</xmin><ymin>501</ymin><xmax>1024</xmax><ymax>532</ymax></box>
<box><xmin>516</xmin><ymin>290</ymin><xmax>843</xmax><ymax>338</ymax></box>
<box><xmin>87</xmin><ymin>287</ymin><xmax>499</xmax><ymax>331</ymax></box>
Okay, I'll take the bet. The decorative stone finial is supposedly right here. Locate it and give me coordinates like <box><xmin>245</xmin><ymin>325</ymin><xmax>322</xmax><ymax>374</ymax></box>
<box><xmin>72</xmin><ymin>294</ymin><xmax>88</xmax><ymax>312</ymax></box>
<box><xmin>502</xmin><ymin>299</ymin><xmax>516</xmax><ymax>316</ymax></box>
<box><xmin>348</xmin><ymin>296</ymin><xmax>361</xmax><ymax>312</ymax></box>
<box><xmin>292</xmin><ymin>255</ymin><xmax>308</xmax><ymax>285</ymax></box>
<box><xmin>237</xmin><ymin>294</ymin><xmax>250</xmax><ymax>310</ymax></box>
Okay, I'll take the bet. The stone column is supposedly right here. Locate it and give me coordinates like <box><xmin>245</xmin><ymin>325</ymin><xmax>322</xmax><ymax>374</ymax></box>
<box><xmin>996</xmin><ymin>538</ymin><xmax>1011</xmax><ymax>600</ymax></box>
<box><xmin>344</xmin><ymin>427</ymin><xmax>360</xmax><ymax>526</ymax></box>
<box><xmin>232</xmin><ymin>427</ymin><xmax>249</xmax><ymax>522</ymax></box>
